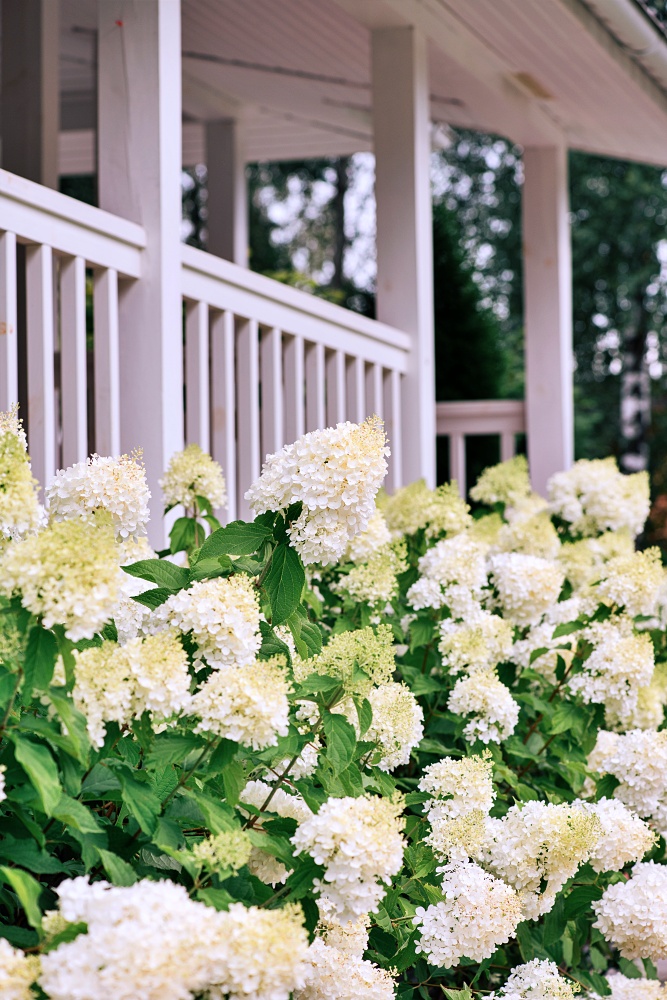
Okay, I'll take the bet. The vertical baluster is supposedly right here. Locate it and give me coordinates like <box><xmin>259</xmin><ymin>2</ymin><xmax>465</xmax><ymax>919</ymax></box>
<box><xmin>501</xmin><ymin>432</ymin><xmax>516</xmax><ymax>463</ymax></box>
<box><xmin>345</xmin><ymin>356</ymin><xmax>365</xmax><ymax>424</ymax></box>
<box><xmin>305</xmin><ymin>341</ymin><xmax>326</xmax><ymax>432</ymax></box>
<box><xmin>25</xmin><ymin>243</ymin><xmax>55</xmax><ymax>491</ymax></box>
<box><xmin>236</xmin><ymin>317</ymin><xmax>260</xmax><ymax>518</ymax></box>
<box><xmin>185</xmin><ymin>299</ymin><xmax>210</xmax><ymax>452</ymax></box>
<box><xmin>60</xmin><ymin>255</ymin><xmax>88</xmax><ymax>465</ymax></box>
<box><xmin>211</xmin><ymin>309</ymin><xmax>236</xmax><ymax>523</ymax></box>
<box><xmin>365</xmin><ymin>362</ymin><xmax>383</xmax><ymax>420</ymax></box>
<box><xmin>260</xmin><ymin>326</ymin><xmax>284</xmax><ymax>456</ymax></box>
<box><xmin>326</xmin><ymin>349</ymin><xmax>346</xmax><ymax>426</ymax></box>
<box><xmin>383</xmin><ymin>368</ymin><xmax>402</xmax><ymax>491</ymax></box>
<box><xmin>284</xmin><ymin>334</ymin><xmax>305</xmax><ymax>444</ymax></box>
<box><xmin>0</xmin><ymin>232</ymin><xmax>18</xmax><ymax>411</ymax></box>
<box><xmin>93</xmin><ymin>268</ymin><xmax>121</xmax><ymax>456</ymax></box>
<box><xmin>450</xmin><ymin>433</ymin><xmax>467</xmax><ymax>498</ymax></box>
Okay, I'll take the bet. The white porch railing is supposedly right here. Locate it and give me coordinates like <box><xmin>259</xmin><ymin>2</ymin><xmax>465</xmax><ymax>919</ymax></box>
<box><xmin>436</xmin><ymin>399</ymin><xmax>526</xmax><ymax>497</ymax></box>
<box><xmin>181</xmin><ymin>245</ymin><xmax>411</xmax><ymax>519</ymax></box>
<box><xmin>0</xmin><ymin>169</ymin><xmax>146</xmax><ymax>491</ymax></box>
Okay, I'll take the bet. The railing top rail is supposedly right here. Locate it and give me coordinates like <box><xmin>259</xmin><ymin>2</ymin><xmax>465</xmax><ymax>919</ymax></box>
<box><xmin>436</xmin><ymin>399</ymin><xmax>526</xmax><ymax>436</ymax></box>
<box><xmin>182</xmin><ymin>244</ymin><xmax>412</xmax><ymax>354</ymax></box>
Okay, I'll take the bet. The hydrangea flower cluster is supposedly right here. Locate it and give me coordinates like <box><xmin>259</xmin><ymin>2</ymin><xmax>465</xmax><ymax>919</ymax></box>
<box><xmin>414</xmin><ymin>861</ymin><xmax>522</xmax><ymax>967</ymax></box>
<box><xmin>295</xmin><ymin>937</ymin><xmax>396</xmax><ymax>1000</ymax></box>
<box><xmin>46</xmin><ymin>453</ymin><xmax>150</xmax><ymax>540</ymax></box>
<box><xmin>489</xmin><ymin>552</ymin><xmax>565</xmax><ymax>627</ymax></box>
<box><xmin>494</xmin><ymin>511</ymin><xmax>561</xmax><ymax>561</ymax></box>
<box><xmin>291</xmin><ymin>794</ymin><xmax>406</xmax><ymax>924</ymax></box>
<box><xmin>593</xmin><ymin>861</ymin><xmax>667</xmax><ymax>960</ymax></box>
<box><xmin>597</xmin><ymin>547</ymin><xmax>665</xmax><ymax>617</ymax></box>
<box><xmin>470</xmin><ymin>454</ymin><xmax>532</xmax><ymax>506</ymax></box>
<box><xmin>587</xmin><ymin>728</ymin><xmax>667</xmax><ymax>834</ymax></box>
<box><xmin>0</xmin><ymin>938</ymin><xmax>40</xmax><ymax>1000</ymax></box>
<box><xmin>192</xmin><ymin>830</ymin><xmax>252</xmax><ymax>874</ymax></box>
<box><xmin>0</xmin><ymin>406</ymin><xmax>41</xmax><ymax>543</ymax></box>
<box><xmin>438</xmin><ymin>610</ymin><xmax>514</xmax><ymax>674</ymax></box>
<box><xmin>573</xmin><ymin>798</ymin><xmax>655</xmax><ymax>872</ymax></box>
<box><xmin>343</xmin><ymin>510</ymin><xmax>392</xmax><ymax>563</ymax></box>
<box><xmin>548</xmin><ymin>457</ymin><xmax>650</xmax><ymax>538</ymax></box>
<box><xmin>447</xmin><ymin>671</ymin><xmax>520</xmax><ymax>744</ymax></box>
<box><xmin>293</xmin><ymin>624</ymin><xmax>395</xmax><ymax>697</ymax></box>
<box><xmin>379</xmin><ymin>479</ymin><xmax>471</xmax><ymax>539</ymax></box>
<box><xmin>603</xmin><ymin>975</ymin><xmax>667</xmax><ymax>1000</ymax></box>
<box><xmin>0</xmin><ymin>516</ymin><xmax>122</xmax><ymax>640</ymax></box>
<box><xmin>246</xmin><ymin>417</ymin><xmax>388</xmax><ymax>565</ymax></box>
<box><xmin>489</xmin><ymin>959</ymin><xmax>579</xmax><ymax>1000</ymax></box>
<box><xmin>156</xmin><ymin>574</ymin><xmax>261</xmax><ymax>667</ymax></box>
<box><xmin>365</xmin><ymin>681</ymin><xmax>424</xmax><ymax>770</ymax></box>
<box><xmin>159</xmin><ymin>442</ymin><xmax>227</xmax><ymax>511</ymax></box>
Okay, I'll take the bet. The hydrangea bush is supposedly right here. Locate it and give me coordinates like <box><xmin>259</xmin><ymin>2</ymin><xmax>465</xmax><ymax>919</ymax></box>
<box><xmin>1</xmin><ymin>405</ymin><xmax>667</xmax><ymax>999</ymax></box>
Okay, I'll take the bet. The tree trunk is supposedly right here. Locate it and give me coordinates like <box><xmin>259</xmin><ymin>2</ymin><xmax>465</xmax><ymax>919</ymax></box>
<box><xmin>331</xmin><ymin>157</ymin><xmax>350</xmax><ymax>290</ymax></box>
<box><xmin>620</xmin><ymin>291</ymin><xmax>651</xmax><ymax>473</ymax></box>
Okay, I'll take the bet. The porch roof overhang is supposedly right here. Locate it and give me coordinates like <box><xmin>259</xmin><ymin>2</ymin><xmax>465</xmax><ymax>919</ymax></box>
<box><xmin>60</xmin><ymin>0</ymin><xmax>667</xmax><ymax>170</ymax></box>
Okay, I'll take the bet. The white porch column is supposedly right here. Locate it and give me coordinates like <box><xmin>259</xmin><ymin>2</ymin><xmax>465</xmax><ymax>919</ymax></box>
<box><xmin>1</xmin><ymin>0</ymin><xmax>59</xmax><ymax>187</ymax></box>
<box><xmin>206</xmin><ymin>120</ymin><xmax>248</xmax><ymax>265</ymax></box>
<box><xmin>522</xmin><ymin>144</ymin><xmax>574</xmax><ymax>494</ymax></box>
<box><xmin>371</xmin><ymin>27</ymin><xmax>435</xmax><ymax>488</ymax></box>
<box><xmin>98</xmin><ymin>1</ymin><xmax>183</xmax><ymax>541</ymax></box>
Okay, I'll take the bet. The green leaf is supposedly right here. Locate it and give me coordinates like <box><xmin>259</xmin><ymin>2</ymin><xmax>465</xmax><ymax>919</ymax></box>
<box><xmin>183</xmin><ymin>790</ymin><xmax>236</xmax><ymax>833</ymax></box>
<box><xmin>96</xmin><ymin>848</ymin><xmax>138</xmax><ymax>886</ymax></box>
<box><xmin>222</xmin><ymin>760</ymin><xmax>246</xmax><ymax>806</ymax></box>
<box><xmin>0</xmin><ymin>867</ymin><xmax>43</xmax><ymax>930</ymax></box>
<box><xmin>145</xmin><ymin>733</ymin><xmax>204</xmax><ymax>770</ymax></box>
<box><xmin>294</xmin><ymin>673</ymin><xmax>341</xmax><ymax>699</ymax></box>
<box><xmin>131</xmin><ymin>587</ymin><xmax>173</xmax><ymax>610</ymax></box>
<box><xmin>264</xmin><ymin>544</ymin><xmax>305</xmax><ymax>626</ymax></box>
<box><xmin>550</xmin><ymin>702</ymin><xmax>586</xmax><ymax>736</ymax></box>
<box><xmin>322</xmin><ymin>712</ymin><xmax>357</xmax><ymax>775</ymax></box>
<box><xmin>563</xmin><ymin>883</ymin><xmax>603</xmax><ymax>919</ymax></box>
<box><xmin>0</xmin><ymin>837</ymin><xmax>68</xmax><ymax>875</ymax></box>
<box><xmin>169</xmin><ymin>517</ymin><xmax>198</xmax><ymax>554</ymax></box>
<box><xmin>552</xmin><ymin>620</ymin><xmax>584</xmax><ymax>638</ymax></box>
<box><xmin>23</xmin><ymin>625</ymin><xmax>58</xmax><ymax>694</ymax></box>
<box><xmin>287</xmin><ymin>606</ymin><xmax>322</xmax><ymax>659</ymax></box>
<box><xmin>114</xmin><ymin>767</ymin><xmax>161</xmax><ymax>835</ymax></box>
<box><xmin>123</xmin><ymin>559</ymin><xmax>189</xmax><ymax>590</ymax></box>
<box><xmin>47</xmin><ymin>687</ymin><xmax>91</xmax><ymax>764</ymax></box>
<box><xmin>197</xmin><ymin>521</ymin><xmax>273</xmax><ymax>558</ymax></box>
<box><xmin>258</xmin><ymin>620</ymin><xmax>291</xmax><ymax>660</ymax></box>
<box><xmin>52</xmin><ymin>794</ymin><xmax>103</xmax><ymax>835</ymax></box>
<box><xmin>355</xmin><ymin>698</ymin><xmax>373</xmax><ymax>736</ymax></box>
<box><xmin>10</xmin><ymin>735</ymin><xmax>61</xmax><ymax>815</ymax></box>
<box><xmin>442</xmin><ymin>989</ymin><xmax>473</xmax><ymax>1000</ymax></box>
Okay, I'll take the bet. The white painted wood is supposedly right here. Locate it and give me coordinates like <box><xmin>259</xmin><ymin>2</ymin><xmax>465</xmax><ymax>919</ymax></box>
<box><xmin>501</xmin><ymin>432</ymin><xmax>516</xmax><ymax>463</ymax></box>
<box><xmin>365</xmin><ymin>362</ymin><xmax>384</xmax><ymax>420</ymax></box>
<box><xmin>60</xmin><ymin>255</ymin><xmax>88</xmax><ymax>465</ymax></box>
<box><xmin>98</xmin><ymin>0</ymin><xmax>183</xmax><ymax>544</ymax></box>
<box><xmin>0</xmin><ymin>231</ymin><xmax>18</xmax><ymax>411</ymax></box>
<box><xmin>523</xmin><ymin>144</ymin><xmax>574</xmax><ymax>494</ymax></box>
<box><xmin>284</xmin><ymin>334</ymin><xmax>305</xmax><ymax>444</ymax></box>
<box><xmin>236</xmin><ymin>318</ymin><xmax>261</xmax><ymax>518</ymax></box>
<box><xmin>383</xmin><ymin>368</ymin><xmax>403</xmax><ymax>491</ymax></box>
<box><xmin>25</xmin><ymin>243</ymin><xmax>55</xmax><ymax>491</ymax></box>
<box><xmin>372</xmin><ymin>26</ymin><xmax>435</xmax><ymax>486</ymax></box>
<box><xmin>185</xmin><ymin>299</ymin><xmax>210</xmax><ymax>452</ymax></box>
<box><xmin>305</xmin><ymin>341</ymin><xmax>326</xmax><ymax>432</ymax></box>
<box><xmin>450</xmin><ymin>433</ymin><xmax>467</xmax><ymax>498</ymax></box>
<box><xmin>211</xmin><ymin>310</ymin><xmax>236</xmax><ymax>523</ymax></box>
<box><xmin>260</xmin><ymin>326</ymin><xmax>284</xmax><ymax>456</ymax></box>
<box><xmin>206</xmin><ymin>120</ymin><xmax>249</xmax><ymax>265</ymax></box>
<box><xmin>326</xmin><ymin>349</ymin><xmax>346</xmax><ymax>426</ymax></box>
<box><xmin>1</xmin><ymin>0</ymin><xmax>59</xmax><ymax>188</ymax></box>
<box><xmin>346</xmin><ymin>356</ymin><xmax>365</xmax><ymax>424</ymax></box>
<box><xmin>435</xmin><ymin>400</ymin><xmax>526</xmax><ymax>437</ymax></box>
<box><xmin>93</xmin><ymin>268</ymin><xmax>121</xmax><ymax>457</ymax></box>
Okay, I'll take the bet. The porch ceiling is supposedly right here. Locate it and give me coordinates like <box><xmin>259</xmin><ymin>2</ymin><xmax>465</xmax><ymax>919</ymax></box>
<box><xmin>60</xmin><ymin>0</ymin><xmax>667</xmax><ymax>166</ymax></box>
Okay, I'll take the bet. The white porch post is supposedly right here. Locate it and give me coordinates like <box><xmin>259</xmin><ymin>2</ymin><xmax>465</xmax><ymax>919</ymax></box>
<box><xmin>206</xmin><ymin>120</ymin><xmax>249</xmax><ymax>265</ymax></box>
<box><xmin>98</xmin><ymin>0</ymin><xmax>184</xmax><ymax>541</ymax></box>
<box><xmin>371</xmin><ymin>27</ymin><xmax>435</xmax><ymax>488</ymax></box>
<box><xmin>522</xmin><ymin>144</ymin><xmax>574</xmax><ymax>494</ymax></box>
<box><xmin>0</xmin><ymin>0</ymin><xmax>59</xmax><ymax>187</ymax></box>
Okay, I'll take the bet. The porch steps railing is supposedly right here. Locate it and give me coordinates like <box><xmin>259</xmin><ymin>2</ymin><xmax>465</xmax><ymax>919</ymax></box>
<box><xmin>436</xmin><ymin>399</ymin><xmax>526</xmax><ymax>497</ymax></box>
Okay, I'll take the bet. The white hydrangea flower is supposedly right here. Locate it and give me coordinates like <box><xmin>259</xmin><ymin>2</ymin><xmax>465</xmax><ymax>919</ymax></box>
<box><xmin>417</xmin><ymin>534</ymin><xmax>488</xmax><ymax>593</ymax></box>
<box><xmin>71</xmin><ymin>631</ymin><xmax>192</xmax><ymax>746</ymax></box>
<box><xmin>413</xmin><ymin>861</ymin><xmax>522</xmax><ymax>968</ymax></box>
<box><xmin>0</xmin><ymin>937</ymin><xmax>40</xmax><ymax>1000</ymax></box>
<box><xmin>113</xmin><ymin>535</ymin><xmax>158</xmax><ymax>644</ymax></box>
<box><xmin>0</xmin><ymin>406</ymin><xmax>42</xmax><ymax>543</ymax></box>
<box><xmin>568</xmin><ymin>619</ymin><xmax>655</xmax><ymax>724</ymax></box>
<box><xmin>192</xmin><ymin>656</ymin><xmax>290</xmax><ymax>749</ymax></box>
<box><xmin>406</xmin><ymin>576</ymin><xmax>446</xmax><ymax>610</ymax></box>
<box><xmin>587</xmin><ymin>729</ymin><xmax>667</xmax><ymax>835</ymax></box>
<box><xmin>0</xmin><ymin>517</ymin><xmax>122</xmax><ymax>641</ymax></box>
<box><xmin>192</xmin><ymin>830</ymin><xmax>252</xmax><ymax>874</ymax></box>
<box><xmin>447</xmin><ymin>672</ymin><xmax>520</xmax><ymax>744</ymax></box>
<box><xmin>240</xmin><ymin>779</ymin><xmax>313</xmax><ymax>826</ymax></box>
<box><xmin>292</xmin><ymin>624</ymin><xmax>395</xmax><ymax>698</ymax></box>
<box><xmin>314</xmin><ymin>913</ymin><xmax>369</xmax><ymax>958</ymax></box>
<box><xmin>159</xmin><ymin>443</ymin><xmax>227</xmax><ymax>511</ymax></box>
<box><xmin>470</xmin><ymin>455</ymin><xmax>532</xmax><ymax>507</ymax></box>
<box><xmin>344</xmin><ymin>510</ymin><xmax>392</xmax><ymax>563</ymax></box>
<box><xmin>294</xmin><ymin>938</ymin><xmax>396</xmax><ymax>1000</ymax></box>
<box><xmin>425</xmin><ymin>809</ymin><xmax>490</xmax><ymax>863</ymax></box>
<box><xmin>379</xmin><ymin>479</ymin><xmax>471</xmax><ymax>539</ymax></box>
<box><xmin>419</xmin><ymin>753</ymin><xmax>495</xmax><ymax>818</ymax></box>
<box><xmin>548</xmin><ymin>458</ymin><xmax>649</xmax><ymax>538</ymax></box>
<box><xmin>573</xmin><ymin>799</ymin><xmax>656</xmax><ymax>872</ymax></box>
<box><xmin>490</xmin><ymin>553</ymin><xmax>565</xmax><ymax>627</ymax></box>
<box><xmin>246</xmin><ymin>418</ymin><xmax>388</xmax><ymax>566</ymax></box>
<box><xmin>292</xmin><ymin>794</ymin><xmax>405</xmax><ymax>924</ymax></box>
<box><xmin>593</xmin><ymin>861</ymin><xmax>667</xmax><ymax>961</ymax></box>
<box><xmin>597</xmin><ymin>548</ymin><xmax>665</xmax><ymax>618</ymax></box>
<box><xmin>365</xmin><ymin>682</ymin><xmax>424</xmax><ymax>771</ymax></box>
<box><xmin>483</xmin><ymin>800</ymin><xmax>601</xmax><ymax>920</ymax></box>
<box><xmin>334</xmin><ymin>541</ymin><xmax>407</xmax><ymax>609</ymax></box>
<box><xmin>604</xmin><ymin>973</ymin><xmax>667</xmax><ymax>1000</ymax></box>
<box><xmin>494</xmin><ymin>513</ymin><xmax>560</xmax><ymax>561</ymax></box>
<box><xmin>156</xmin><ymin>574</ymin><xmax>261</xmax><ymax>668</ymax></box>
<box><xmin>46</xmin><ymin>453</ymin><xmax>150</xmax><ymax>540</ymax></box>
<box><xmin>489</xmin><ymin>959</ymin><xmax>579</xmax><ymax>1000</ymax></box>
<box><xmin>439</xmin><ymin>612</ymin><xmax>514</xmax><ymax>674</ymax></box>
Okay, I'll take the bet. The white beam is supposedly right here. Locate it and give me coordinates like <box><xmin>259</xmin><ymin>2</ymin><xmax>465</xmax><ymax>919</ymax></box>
<box><xmin>206</xmin><ymin>120</ymin><xmax>249</xmax><ymax>265</ymax></box>
<box><xmin>98</xmin><ymin>0</ymin><xmax>184</xmax><ymax>542</ymax></box>
<box><xmin>1</xmin><ymin>0</ymin><xmax>59</xmax><ymax>187</ymax></box>
<box><xmin>523</xmin><ymin>144</ymin><xmax>574</xmax><ymax>494</ymax></box>
<box><xmin>372</xmin><ymin>27</ymin><xmax>435</xmax><ymax>487</ymax></box>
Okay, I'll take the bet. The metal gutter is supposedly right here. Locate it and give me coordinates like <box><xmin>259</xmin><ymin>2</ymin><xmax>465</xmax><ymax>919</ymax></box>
<box><xmin>580</xmin><ymin>0</ymin><xmax>667</xmax><ymax>94</ymax></box>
